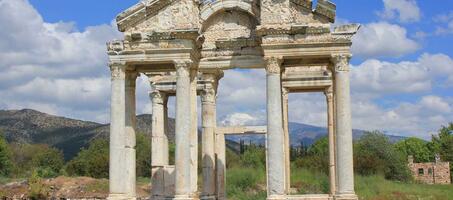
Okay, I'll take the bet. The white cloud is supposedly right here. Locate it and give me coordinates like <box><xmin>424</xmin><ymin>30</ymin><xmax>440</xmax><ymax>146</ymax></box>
<box><xmin>434</xmin><ymin>11</ymin><xmax>453</xmax><ymax>35</ymax></box>
<box><xmin>378</xmin><ymin>0</ymin><xmax>421</xmax><ymax>23</ymax></box>
<box><xmin>220</xmin><ymin>113</ymin><xmax>262</xmax><ymax>126</ymax></box>
<box><xmin>351</xmin><ymin>53</ymin><xmax>453</xmax><ymax>96</ymax></box>
<box><xmin>0</xmin><ymin>0</ymin><xmax>124</xmax><ymax>122</ymax></box>
<box><xmin>352</xmin><ymin>22</ymin><xmax>420</xmax><ymax>58</ymax></box>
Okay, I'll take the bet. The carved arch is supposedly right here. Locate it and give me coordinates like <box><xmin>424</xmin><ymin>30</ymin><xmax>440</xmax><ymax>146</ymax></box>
<box><xmin>200</xmin><ymin>0</ymin><xmax>259</xmax><ymax>23</ymax></box>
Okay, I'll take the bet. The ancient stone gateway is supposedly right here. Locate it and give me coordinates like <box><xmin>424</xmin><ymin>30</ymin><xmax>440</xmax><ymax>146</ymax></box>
<box><xmin>106</xmin><ymin>0</ymin><xmax>360</xmax><ymax>199</ymax></box>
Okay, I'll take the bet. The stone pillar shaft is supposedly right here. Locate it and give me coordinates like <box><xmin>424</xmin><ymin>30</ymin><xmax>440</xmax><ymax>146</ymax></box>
<box><xmin>108</xmin><ymin>62</ymin><xmax>137</xmax><ymax>199</ymax></box>
<box><xmin>325</xmin><ymin>87</ymin><xmax>336</xmax><ymax>195</ymax></box>
<box><xmin>281</xmin><ymin>88</ymin><xmax>290</xmax><ymax>193</ymax></box>
<box><xmin>174</xmin><ymin>60</ymin><xmax>194</xmax><ymax>198</ymax></box>
<box><xmin>201</xmin><ymin>86</ymin><xmax>217</xmax><ymax>199</ymax></box>
<box><xmin>150</xmin><ymin>90</ymin><xmax>168</xmax><ymax>197</ymax></box>
<box><xmin>190</xmin><ymin>69</ymin><xmax>198</xmax><ymax>195</ymax></box>
<box><xmin>265</xmin><ymin>57</ymin><xmax>286</xmax><ymax>199</ymax></box>
<box><xmin>216</xmin><ymin>132</ymin><xmax>226</xmax><ymax>200</ymax></box>
<box><xmin>332</xmin><ymin>55</ymin><xmax>357</xmax><ymax>199</ymax></box>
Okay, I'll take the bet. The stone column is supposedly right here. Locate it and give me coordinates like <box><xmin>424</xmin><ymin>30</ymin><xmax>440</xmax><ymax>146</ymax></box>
<box><xmin>215</xmin><ymin>132</ymin><xmax>226</xmax><ymax>200</ymax></box>
<box><xmin>174</xmin><ymin>60</ymin><xmax>194</xmax><ymax>199</ymax></box>
<box><xmin>281</xmin><ymin>87</ymin><xmax>290</xmax><ymax>193</ymax></box>
<box><xmin>265</xmin><ymin>57</ymin><xmax>286</xmax><ymax>200</ymax></box>
<box><xmin>150</xmin><ymin>90</ymin><xmax>168</xmax><ymax>197</ymax></box>
<box><xmin>190</xmin><ymin>69</ymin><xmax>198</xmax><ymax>195</ymax></box>
<box><xmin>108</xmin><ymin>62</ymin><xmax>136</xmax><ymax>200</ymax></box>
<box><xmin>332</xmin><ymin>54</ymin><xmax>357</xmax><ymax>200</ymax></box>
<box><xmin>325</xmin><ymin>86</ymin><xmax>336</xmax><ymax>196</ymax></box>
<box><xmin>201</xmin><ymin>79</ymin><xmax>217</xmax><ymax>200</ymax></box>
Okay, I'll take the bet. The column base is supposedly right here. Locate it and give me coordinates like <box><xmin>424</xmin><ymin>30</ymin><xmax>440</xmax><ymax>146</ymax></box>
<box><xmin>200</xmin><ymin>195</ymin><xmax>216</xmax><ymax>200</ymax></box>
<box><xmin>107</xmin><ymin>194</ymin><xmax>136</xmax><ymax>200</ymax></box>
<box><xmin>267</xmin><ymin>195</ymin><xmax>286</xmax><ymax>200</ymax></box>
<box><xmin>172</xmin><ymin>195</ymin><xmax>199</xmax><ymax>200</ymax></box>
<box><xmin>334</xmin><ymin>194</ymin><xmax>358</xmax><ymax>200</ymax></box>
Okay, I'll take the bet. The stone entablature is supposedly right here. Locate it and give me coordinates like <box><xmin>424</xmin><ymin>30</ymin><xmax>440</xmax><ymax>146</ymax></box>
<box><xmin>408</xmin><ymin>156</ymin><xmax>451</xmax><ymax>185</ymax></box>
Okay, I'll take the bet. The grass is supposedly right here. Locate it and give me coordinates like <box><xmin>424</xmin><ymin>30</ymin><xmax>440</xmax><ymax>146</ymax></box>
<box><xmin>224</xmin><ymin>168</ymin><xmax>453</xmax><ymax>200</ymax></box>
<box><xmin>356</xmin><ymin>175</ymin><xmax>453</xmax><ymax>200</ymax></box>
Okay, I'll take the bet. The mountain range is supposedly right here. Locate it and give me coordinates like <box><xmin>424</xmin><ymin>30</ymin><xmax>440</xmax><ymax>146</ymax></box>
<box><xmin>0</xmin><ymin>109</ymin><xmax>405</xmax><ymax>160</ymax></box>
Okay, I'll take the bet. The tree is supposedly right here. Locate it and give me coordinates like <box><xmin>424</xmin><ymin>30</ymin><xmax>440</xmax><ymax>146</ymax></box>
<box><xmin>66</xmin><ymin>139</ymin><xmax>109</xmax><ymax>178</ymax></box>
<box><xmin>240</xmin><ymin>145</ymin><xmax>266</xmax><ymax>168</ymax></box>
<box><xmin>0</xmin><ymin>135</ymin><xmax>13</xmax><ymax>176</ymax></box>
<box><xmin>394</xmin><ymin>137</ymin><xmax>433</xmax><ymax>162</ymax></box>
<box><xmin>431</xmin><ymin>123</ymin><xmax>453</xmax><ymax>181</ymax></box>
<box><xmin>354</xmin><ymin>131</ymin><xmax>411</xmax><ymax>182</ymax></box>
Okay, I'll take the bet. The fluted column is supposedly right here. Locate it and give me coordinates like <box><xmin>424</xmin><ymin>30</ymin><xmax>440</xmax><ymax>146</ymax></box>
<box><xmin>265</xmin><ymin>57</ymin><xmax>286</xmax><ymax>200</ymax></box>
<box><xmin>108</xmin><ymin>62</ymin><xmax>136</xmax><ymax>200</ymax></box>
<box><xmin>332</xmin><ymin>54</ymin><xmax>357</xmax><ymax>200</ymax></box>
<box><xmin>281</xmin><ymin>87</ymin><xmax>290</xmax><ymax>193</ymax></box>
<box><xmin>325</xmin><ymin>86</ymin><xmax>336</xmax><ymax>196</ymax></box>
<box><xmin>215</xmin><ymin>132</ymin><xmax>226</xmax><ymax>200</ymax></box>
<box><xmin>150</xmin><ymin>90</ymin><xmax>168</xmax><ymax>198</ymax></box>
<box><xmin>201</xmin><ymin>77</ymin><xmax>217</xmax><ymax>200</ymax></box>
<box><xmin>174</xmin><ymin>60</ymin><xmax>194</xmax><ymax>199</ymax></box>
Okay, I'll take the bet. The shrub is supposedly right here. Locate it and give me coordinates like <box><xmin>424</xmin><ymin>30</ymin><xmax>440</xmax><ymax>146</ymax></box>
<box><xmin>394</xmin><ymin>137</ymin><xmax>433</xmax><ymax>162</ymax></box>
<box><xmin>354</xmin><ymin>131</ymin><xmax>411</xmax><ymax>182</ymax></box>
<box><xmin>0</xmin><ymin>135</ymin><xmax>13</xmax><ymax>176</ymax></box>
<box><xmin>66</xmin><ymin>139</ymin><xmax>109</xmax><ymax>178</ymax></box>
<box><xmin>28</xmin><ymin>170</ymin><xmax>49</xmax><ymax>199</ymax></box>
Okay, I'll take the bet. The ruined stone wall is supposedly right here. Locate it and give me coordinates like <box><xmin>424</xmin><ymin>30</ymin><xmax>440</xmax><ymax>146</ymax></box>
<box><xmin>409</xmin><ymin>162</ymin><xmax>451</xmax><ymax>184</ymax></box>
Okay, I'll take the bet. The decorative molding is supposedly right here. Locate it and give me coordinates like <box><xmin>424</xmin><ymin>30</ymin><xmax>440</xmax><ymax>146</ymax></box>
<box><xmin>116</xmin><ymin>0</ymin><xmax>172</xmax><ymax>32</ymax></box>
<box><xmin>324</xmin><ymin>86</ymin><xmax>333</xmax><ymax>100</ymax></box>
<box><xmin>215</xmin><ymin>38</ymin><xmax>260</xmax><ymax>49</ymax></box>
<box><xmin>331</xmin><ymin>54</ymin><xmax>351</xmax><ymax>72</ymax></box>
<box><xmin>290</xmin><ymin>0</ymin><xmax>313</xmax><ymax>10</ymax></box>
<box><xmin>264</xmin><ymin>57</ymin><xmax>283</xmax><ymax>74</ymax></box>
<box><xmin>146</xmin><ymin>29</ymin><xmax>200</xmax><ymax>41</ymax></box>
<box><xmin>314</xmin><ymin>0</ymin><xmax>336</xmax><ymax>23</ymax></box>
<box><xmin>107</xmin><ymin>40</ymin><xmax>125</xmax><ymax>55</ymax></box>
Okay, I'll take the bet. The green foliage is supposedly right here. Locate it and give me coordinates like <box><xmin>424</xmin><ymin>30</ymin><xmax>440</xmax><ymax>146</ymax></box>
<box><xmin>9</xmin><ymin>143</ymin><xmax>64</xmax><ymax>178</ymax></box>
<box><xmin>65</xmin><ymin>139</ymin><xmax>109</xmax><ymax>178</ymax></box>
<box><xmin>28</xmin><ymin>170</ymin><xmax>49</xmax><ymax>199</ymax></box>
<box><xmin>293</xmin><ymin>137</ymin><xmax>329</xmax><ymax>174</ymax></box>
<box><xmin>432</xmin><ymin>123</ymin><xmax>453</xmax><ymax>181</ymax></box>
<box><xmin>239</xmin><ymin>146</ymin><xmax>265</xmax><ymax>169</ymax></box>
<box><xmin>226</xmin><ymin>167</ymin><xmax>266</xmax><ymax>200</ymax></box>
<box><xmin>354</xmin><ymin>131</ymin><xmax>411</xmax><ymax>182</ymax></box>
<box><xmin>290</xmin><ymin>167</ymin><xmax>329</xmax><ymax>194</ymax></box>
<box><xmin>0</xmin><ymin>135</ymin><xmax>13</xmax><ymax>176</ymax></box>
<box><xmin>394</xmin><ymin>137</ymin><xmax>433</xmax><ymax>162</ymax></box>
<box><xmin>136</xmin><ymin>133</ymin><xmax>151</xmax><ymax>177</ymax></box>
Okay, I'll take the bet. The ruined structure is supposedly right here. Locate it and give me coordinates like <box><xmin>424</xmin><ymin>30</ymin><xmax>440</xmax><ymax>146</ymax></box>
<box><xmin>106</xmin><ymin>0</ymin><xmax>359</xmax><ymax>199</ymax></box>
<box><xmin>408</xmin><ymin>155</ymin><xmax>451</xmax><ymax>185</ymax></box>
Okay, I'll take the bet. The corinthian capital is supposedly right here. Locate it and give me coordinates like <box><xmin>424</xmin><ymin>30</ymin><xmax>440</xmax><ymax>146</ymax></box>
<box><xmin>264</xmin><ymin>56</ymin><xmax>283</xmax><ymax>74</ymax></box>
<box><xmin>173</xmin><ymin>60</ymin><xmax>193</xmax><ymax>77</ymax></box>
<box><xmin>109</xmin><ymin>61</ymin><xmax>127</xmax><ymax>80</ymax></box>
<box><xmin>201</xmin><ymin>87</ymin><xmax>216</xmax><ymax>103</ymax></box>
<box><xmin>150</xmin><ymin>90</ymin><xmax>166</xmax><ymax>105</ymax></box>
<box><xmin>331</xmin><ymin>54</ymin><xmax>351</xmax><ymax>72</ymax></box>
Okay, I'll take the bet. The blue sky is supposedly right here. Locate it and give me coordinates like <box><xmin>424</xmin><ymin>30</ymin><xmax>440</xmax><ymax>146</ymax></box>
<box><xmin>0</xmin><ymin>0</ymin><xmax>452</xmax><ymax>139</ymax></box>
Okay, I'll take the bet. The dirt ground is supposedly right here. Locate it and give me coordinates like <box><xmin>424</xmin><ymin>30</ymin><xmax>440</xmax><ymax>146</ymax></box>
<box><xmin>0</xmin><ymin>176</ymin><xmax>150</xmax><ymax>199</ymax></box>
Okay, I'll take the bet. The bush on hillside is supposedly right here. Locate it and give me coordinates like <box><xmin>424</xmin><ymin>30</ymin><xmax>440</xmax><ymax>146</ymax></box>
<box><xmin>66</xmin><ymin>139</ymin><xmax>109</xmax><ymax>178</ymax></box>
<box><xmin>354</xmin><ymin>131</ymin><xmax>411</xmax><ymax>182</ymax></box>
<box><xmin>9</xmin><ymin>143</ymin><xmax>64</xmax><ymax>178</ymax></box>
<box><xmin>0</xmin><ymin>135</ymin><xmax>13</xmax><ymax>176</ymax></box>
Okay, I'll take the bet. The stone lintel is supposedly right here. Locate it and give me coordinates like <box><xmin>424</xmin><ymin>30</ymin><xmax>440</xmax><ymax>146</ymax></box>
<box><xmin>216</xmin><ymin>126</ymin><xmax>267</xmax><ymax>135</ymax></box>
